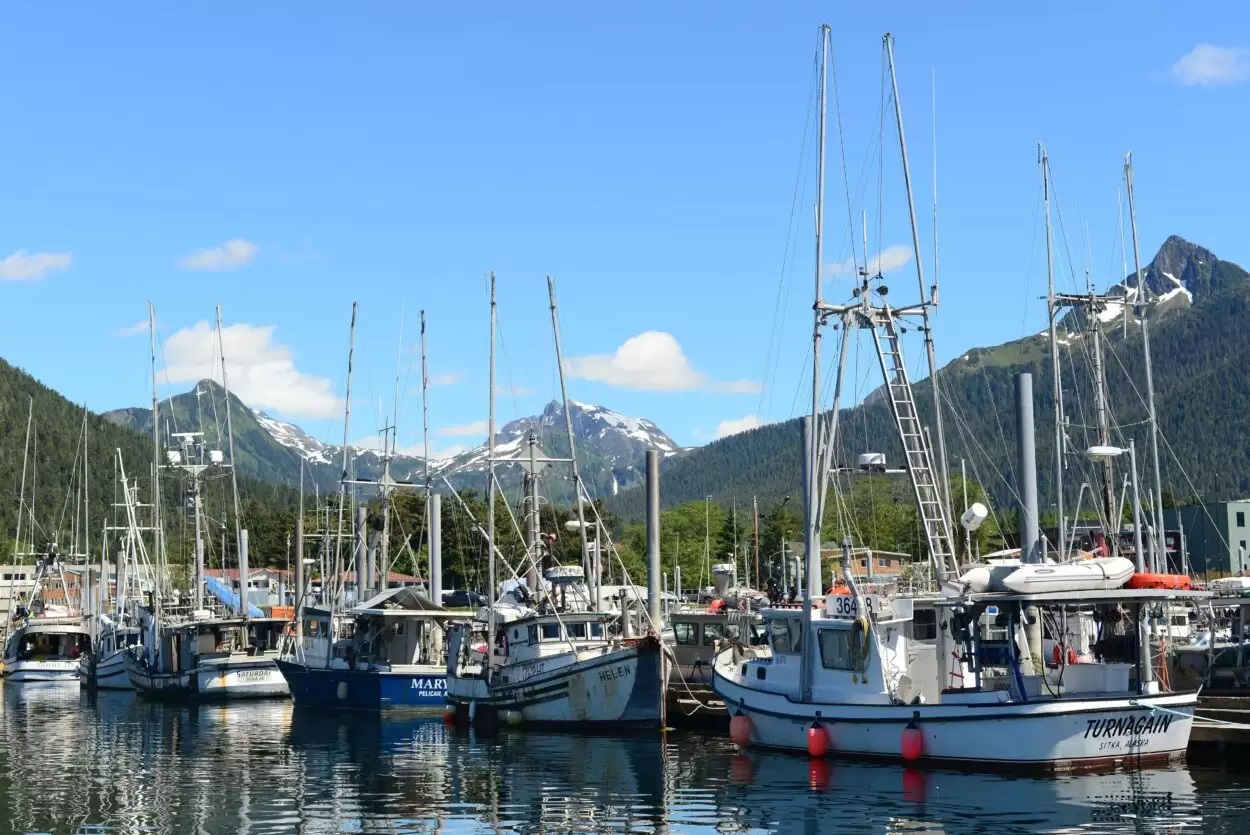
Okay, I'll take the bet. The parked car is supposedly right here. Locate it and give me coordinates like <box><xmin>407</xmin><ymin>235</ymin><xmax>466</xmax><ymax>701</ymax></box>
<box><xmin>441</xmin><ymin>590</ymin><xmax>487</xmax><ymax>609</ymax></box>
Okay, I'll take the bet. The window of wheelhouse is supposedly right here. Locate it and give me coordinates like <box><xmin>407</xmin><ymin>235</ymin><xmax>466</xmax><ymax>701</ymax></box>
<box><xmin>704</xmin><ymin>622</ymin><xmax>740</xmax><ymax>645</ymax></box>
<box><xmin>768</xmin><ymin>618</ymin><xmax>802</xmax><ymax>654</ymax></box>
<box><xmin>672</xmin><ymin>622</ymin><xmax>697</xmax><ymax>645</ymax></box>
<box><xmin>818</xmin><ymin>628</ymin><xmax>855</xmax><ymax>670</ymax></box>
<box><xmin>910</xmin><ymin>608</ymin><xmax>938</xmax><ymax>641</ymax></box>
<box><xmin>588</xmin><ymin>622</ymin><xmax>604</xmax><ymax>638</ymax></box>
<box><xmin>565</xmin><ymin>621</ymin><xmax>587</xmax><ymax>640</ymax></box>
<box><xmin>540</xmin><ymin>623</ymin><xmax>561</xmax><ymax>640</ymax></box>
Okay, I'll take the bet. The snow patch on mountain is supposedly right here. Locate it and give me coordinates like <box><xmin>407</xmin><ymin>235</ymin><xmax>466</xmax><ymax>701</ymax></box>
<box><xmin>256</xmin><ymin>412</ymin><xmax>334</xmax><ymax>465</ymax></box>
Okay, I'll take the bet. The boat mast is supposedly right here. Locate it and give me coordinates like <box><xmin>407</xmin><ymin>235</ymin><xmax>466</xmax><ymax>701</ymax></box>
<box><xmin>1124</xmin><ymin>153</ymin><xmax>1166</xmax><ymax>571</ymax></box>
<box><xmin>8</xmin><ymin>398</ymin><xmax>32</xmax><ymax>618</ymax></box>
<box><xmin>420</xmin><ymin>309</ymin><xmax>432</xmax><ymax>576</ymax></box>
<box><xmin>487</xmin><ymin>273</ymin><xmax>497</xmax><ymax>604</ymax></box>
<box><xmin>216</xmin><ymin>306</ymin><xmax>247</xmax><ymax>622</ymax></box>
<box><xmin>334</xmin><ymin>303</ymin><xmax>358</xmax><ymax>610</ymax></box>
<box><xmin>886</xmin><ymin>32</ymin><xmax>950</xmax><ymax>517</ymax></box>
<box><xmin>548</xmin><ymin>275</ymin><xmax>593</xmax><ymax>608</ymax></box>
<box><xmin>147</xmin><ymin>303</ymin><xmax>165</xmax><ymax>605</ymax></box>
<box><xmin>1041</xmin><ymin>148</ymin><xmax>1066</xmax><ymax>558</ymax></box>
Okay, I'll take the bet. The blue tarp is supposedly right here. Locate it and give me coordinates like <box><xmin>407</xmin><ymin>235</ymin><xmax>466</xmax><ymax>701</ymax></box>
<box><xmin>204</xmin><ymin>575</ymin><xmax>264</xmax><ymax>617</ymax></box>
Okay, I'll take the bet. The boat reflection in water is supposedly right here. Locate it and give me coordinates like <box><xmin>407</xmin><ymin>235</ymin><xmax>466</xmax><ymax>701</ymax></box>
<box><xmin>721</xmin><ymin>751</ymin><xmax>1203</xmax><ymax>834</ymax></box>
<box><xmin>0</xmin><ymin>680</ymin><xmax>1242</xmax><ymax>834</ymax></box>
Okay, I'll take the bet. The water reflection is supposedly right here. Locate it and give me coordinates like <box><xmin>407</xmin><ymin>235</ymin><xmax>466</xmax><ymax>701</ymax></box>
<box><xmin>0</xmin><ymin>682</ymin><xmax>1247</xmax><ymax>833</ymax></box>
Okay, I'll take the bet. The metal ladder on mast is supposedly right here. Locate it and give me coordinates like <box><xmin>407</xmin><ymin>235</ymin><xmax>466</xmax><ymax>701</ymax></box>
<box><xmin>868</xmin><ymin>310</ymin><xmax>958</xmax><ymax>577</ymax></box>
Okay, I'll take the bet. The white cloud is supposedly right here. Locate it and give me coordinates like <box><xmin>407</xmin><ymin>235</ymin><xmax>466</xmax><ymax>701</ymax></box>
<box><xmin>1171</xmin><ymin>44</ymin><xmax>1250</xmax><ymax>86</ymax></box>
<box><xmin>825</xmin><ymin>244</ymin><xmax>913</xmax><ymax>278</ymax></box>
<box><xmin>713</xmin><ymin>414</ymin><xmax>762</xmax><ymax>440</ymax></box>
<box><xmin>114</xmin><ymin>319</ymin><xmax>150</xmax><ymax>338</ymax></box>
<box><xmin>162</xmin><ymin>321</ymin><xmax>342</xmax><ymax>419</ymax></box>
<box><xmin>436</xmin><ymin>419</ymin><xmax>489</xmax><ymax>438</ymax></box>
<box><xmin>566</xmin><ymin>331</ymin><xmax>760</xmax><ymax>394</ymax></box>
<box><xmin>178</xmin><ymin>239</ymin><xmax>258</xmax><ymax>271</ymax></box>
<box><xmin>428</xmin><ymin>372</ymin><xmax>463</xmax><ymax>387</ymax></box>
<box><xmin>0</xmin><ymin>250</ymin><xmax>72</xmax><ymax>282</ymax></box>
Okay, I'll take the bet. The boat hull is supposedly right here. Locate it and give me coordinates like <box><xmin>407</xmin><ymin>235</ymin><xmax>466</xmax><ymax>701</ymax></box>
<box><xmin>714</xmin><ymin>668</ymin><xmax>1195</xmax><ymax>772</ymax></box>
<box><xmin>125</xmin><ymin>654</ymin><xmax>290</xmax><ymax>700</ymax></box>
<box><xmin>447</xmin><ymin>636</ymin><xmax>666</xmax><ymax>728</ymax></box>
<box><xmin>275</xmin><ymin>659</ymin><xmax>447</xmax><ymax>712</ymax></box>
<box><xmin>82</xmin><ymin>650</ymin><xmax>135</xmax><ymax>690</ymax></box>
<box><xmin>3</xmin><ymin>659</ymin><xmax>81</xmax><ymax>684</ymax></box>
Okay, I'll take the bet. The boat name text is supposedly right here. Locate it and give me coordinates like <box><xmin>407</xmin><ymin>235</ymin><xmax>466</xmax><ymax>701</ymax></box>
<box><xmin>599</xmin><ymin>665</ymin><xmax>632</xmax><ymax>684</ymax></box>
<box><xmin>1083</xmin><ymin>713</ymin><xmax>1174</xmax><ymax>740</ymax></box>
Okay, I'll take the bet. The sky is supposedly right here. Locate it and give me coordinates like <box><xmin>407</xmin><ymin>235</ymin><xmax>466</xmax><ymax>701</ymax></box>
<box><xmin>1</xmin><ymin>2</ymin><xmax>1248</xmax><ymax>459</ymax></box>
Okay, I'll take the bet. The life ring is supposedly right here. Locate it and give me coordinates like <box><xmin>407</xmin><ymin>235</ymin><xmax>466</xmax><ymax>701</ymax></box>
<box><xmin>1052</xmin><ymin>643</ymin><xmax>1077</xmax><ymax>666</ymax></box>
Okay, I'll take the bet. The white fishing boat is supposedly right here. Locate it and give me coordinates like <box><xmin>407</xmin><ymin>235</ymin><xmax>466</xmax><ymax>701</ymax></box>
<box><xmin>3</xmin><ymin>548</ymin><xmax>92</xmax><ymax>684</ymax></box>
<box><xmin>443</xmin><ymin>275</ymin><xmax>670</xmax><ymax>728</ymax></box>
<box><xmin>83</xmin><ymin>616</ymin><xmax>143</xmax><ymax>689</ymax></box>
<box><xmin>714</xmin><ymin>26</ymin><xmax>1203</xmax><ymax>772</ymax></box>
<box><xmin>126</xmin><ymin>614</ymin><xmax>290</xmax><ymax>700</ymax></box>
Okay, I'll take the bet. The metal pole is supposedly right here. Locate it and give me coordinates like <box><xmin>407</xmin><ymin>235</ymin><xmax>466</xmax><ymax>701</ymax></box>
<box><xmin>646</xmin><ymin>450</ymin><xmax>662</xmax><ymax>629</ymax></box>
<box><xmin>800</xmin><ymin>416</ymin><xmax>817</xmax><ymax>703</ymax></box>
<box><xmin>1041</xmin><ymin>148</ymin><xmax>1066</xmax><ymax>561</ymax></box>
<box><xmin>1016</xmin><ymin>374</ymin><xmax>1041</xmax><ymax>565</ymax></box>
<box><xmin>886</xmin><ymin>32</ymin><xmax>950</xmax><ymax>516</ymax></box>
<box><xmin>1125</xmin><ymin>154</ymin><xmax>1167</xmax><ymax>567</ymax></box>
<box><xmin>238</xmin><ymin>528</ymin><xmax>250</xmax><ymax>619</ymax></box>
<box><xmin>487</xmin><ymin>273</ymin><xmax>497</xmax><ymax>603</ymax></box>
<box><xmin>525</xmin><ymin>433</ymin><xmax>541</xmax><ymax>591</ymax></box>
<box><xmin>294</xmin><ymin>516</ymin><xmax>304</xmax><ymax>621</ymax></box>
<box><xmin>1129</xmin><ymin>441</ymin><xmax>1147</xmax><ymax>574</ymax></box>
<box><xmin>429</xmin><ymin>493</ymin><xmax>443</xmax><ymax>605</ymax></box>
<box><xmin>1017</xmin><ymin>373</ymin><xmax>1044</xmax><ymax>675</ymax></box>
<box><xmin>193</xmin><ymin>476</ymin><xmax>204</xmax><ymax>612</ymax></box>
<box><xmin>355</xmin><ymin>505</ymin><xmax>367</xmax><ymax>605</ymax></box>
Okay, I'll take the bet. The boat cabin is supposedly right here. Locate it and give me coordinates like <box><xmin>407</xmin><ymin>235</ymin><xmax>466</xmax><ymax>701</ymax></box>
<box><xmin>6</xmin><ymin>620</ymin><xmax>92</xmax><ymax>662</ymax></box>
<box><xmin>669</xmin><ymin>610</ymin><xmax>765</xmax><ymax>683</ymax></box>
<box><xmin>447</xmin><ymin>610</ymin><xmax>615</xmax><ymax>685</ymax></box>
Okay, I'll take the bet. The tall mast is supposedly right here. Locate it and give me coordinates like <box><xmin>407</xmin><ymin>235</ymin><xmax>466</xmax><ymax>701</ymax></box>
<box><xmin>1041</xmin><ymin>148</ymin><xmax>1065</xmax><ymax>557</ymax></box>
<box><xmin>1089</xmin><ymin>304</ymin><xmax>1117</xmax><ymax>528</ymax></box>
<box><xmin>548</xmin><ymin>275</ymin><xmax>593</xmax><ymax>607</ymax></box>
<box><xmin>148</xmin><ymin>303</ymin><xmax>164</xmax><ymax>590</ymax></box>
<box><xmin>486</xmin><ymin>273</ymin><xmax>497</xmax><ymax>602</ymax></box>
<box><xmin>1125</xmin><ymin>153</ymin><xmax>1166</xmax><ymax>570</ymax></box>
<box><xmin>420</xmin><ymin>309</ymin><xmax>432</xmax><ymax>582</ymax></box>
<box><xmin>216</xmin><ymin>305</ymin><xmax>247</xmax><ymax>620</ymax></box>
<box><xmin>334</xmin><ymin>302</ymin><xmax>358</xmax><ymax>609</ymax></box>
<box><xmin>886</xmin><ymin>32</ymin><xmax>950</xmax><ymax>517</ymax></box>
<box><xmin>806</xmin><ymin>23</ymin><xmax>829</xmax><ymax>604</ymax></box>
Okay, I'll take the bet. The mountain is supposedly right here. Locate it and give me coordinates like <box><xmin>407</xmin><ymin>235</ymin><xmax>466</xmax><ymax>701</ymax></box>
<box><xmin>105</xmin><ymin>386</ymin><xmax>684</xmax><ymax>501</ymax></box>
<box><xmin>611</xmin><ymin>235</ymin><xmax>1250</xmax><ymax>521</ymax></box>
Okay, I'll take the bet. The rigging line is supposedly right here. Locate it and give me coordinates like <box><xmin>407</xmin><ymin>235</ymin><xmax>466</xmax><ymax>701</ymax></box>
<box><xmin>828</xmin><ymin>33</ymin><xmax>862</xmax><ymax>279</ymax></box>
<box><xmin>757</xmin><ymin>46</ymin><xmax>821</xmax><ymax>421</ymax></box>
<box><xmin>1019</xmin><ymin>182</ymin><xmax>1044</xmax><ymax>337</ymax></box>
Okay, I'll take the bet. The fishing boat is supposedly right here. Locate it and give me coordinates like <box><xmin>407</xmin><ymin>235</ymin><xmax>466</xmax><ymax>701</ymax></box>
<box><xmin>125</xmin><ymin>306</ymin><xmax>289</xmax><ymax>701</ymax></box>
<box><xmin>713</xmin><ymin>26</ymin><xmax>1204</xmax><ymax>771</ymax></box>
<box><xmin>277</xmin><ymin>586</ymin><xmax>457</xmax><ymax>711</ymax></box>
<box><xmin>3</xmin><ymin>547</ymin><xmax>93</xmax><ymax>684</ymax></box>
<box><xmin>444</xmin><ymin>275</ymin><xmax>670</xmax><ymax>728</ymax></box>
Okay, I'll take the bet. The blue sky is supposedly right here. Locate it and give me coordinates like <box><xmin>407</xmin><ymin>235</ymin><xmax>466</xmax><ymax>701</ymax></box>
<box><xmin>1</xmin><ymin>2</ymin><xmax>1247</xmax><ymax>457</ymax></box>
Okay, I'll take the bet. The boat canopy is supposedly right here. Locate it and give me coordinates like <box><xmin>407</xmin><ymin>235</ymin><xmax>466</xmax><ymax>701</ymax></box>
<box><xmin>352</xmin><ymin>586</ymin><xmax>453</xmax><ymax>616</ymax></box>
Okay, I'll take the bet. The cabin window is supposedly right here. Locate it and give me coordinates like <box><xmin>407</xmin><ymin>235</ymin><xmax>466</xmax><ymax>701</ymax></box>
<box><xmin>527</xmin><ymin>625</ymin><xmax>538</xmax><ymax>644</ymax></box>
<box><xmin>1239</xmin><ymin>511</ymin><xmax>1246</xmax><ymax>528</ymax></box>
<box><xmin>588</xmin><ymin>622</ymin><xmax>604</xmax><ymax>638</ymax></box>
<box><xmin>513</xmin><ymin>628</ymin><xmax>522</xmax><ymax>641</ymax></box>
<box><xmin>911</xmin><ymin>608</ymin><xmax>938</xmax><ymax>641</ymax></box>
<box><xmin>566</xmin><ymin>622</ymin><xmax>587</xmax><ymax>639</ymax></box>
<box><xmin>818</xmin><ymin>629</ymin><xmax>856</xmax><ymax>671</ymax></box>
<box><xmin>769</xmin><ymin>619</ymin><xmax>802</xmax><ymax>655</ymax></box>
<box><xmin>541</xmin><ymin>623</ymin><xmax>561</xmax><ymax>640</ymax></box>
<box><xmin>673</xmin><ymin>622</ymin><xmax>698</xmax><ymax>645</ymax></box>
<box><xmin>703</xmin><ymin>623</ymin><xmax>740</xmax><ymax>645</ymax></box>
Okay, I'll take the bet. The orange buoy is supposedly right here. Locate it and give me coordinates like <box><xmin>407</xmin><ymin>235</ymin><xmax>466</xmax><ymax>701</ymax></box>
<box><xmin>807</xmin><ymin>722</ymin><xmax>829</xmax><ymax>757</ymax></box>
<box><xmin>901</xmin><ymin>715</ymin><xmax>924</xmax><ymax>762</ymax></box>
<box><xmin>808</xmin><ymin>758</ymin><xmax>831</xmax><ymax>791</ymax></box>
<box><xmin>729</xmin><ymin>711</ymin><xmax>752</xmax><ymax>747</ymax></box>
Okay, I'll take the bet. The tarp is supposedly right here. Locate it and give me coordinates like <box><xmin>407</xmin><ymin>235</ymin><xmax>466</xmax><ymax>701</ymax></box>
<box><xmin>352</xmin><ymin>586</ymin><xmax>449</xmax><ymax>614</ymax></box>
<box><xmin>204</xmin><ymin>575</ymin><xmax>264</xmax><ymax>617</ymax></box>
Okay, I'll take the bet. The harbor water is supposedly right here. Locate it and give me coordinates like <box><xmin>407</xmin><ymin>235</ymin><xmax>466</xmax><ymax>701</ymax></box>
<box><xmin>1</xmin><ymin>684</ymin><xmax>1249</xmax><ymax>834</ymax></box>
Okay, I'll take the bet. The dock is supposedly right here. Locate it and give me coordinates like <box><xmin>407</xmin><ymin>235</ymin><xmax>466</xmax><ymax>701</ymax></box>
<box><xmin>667</xmin><ymin>682</ymin><xmax>728</xmax><ymax>730</ymax></box>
